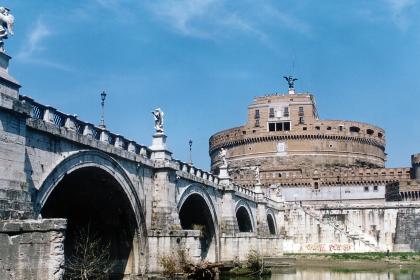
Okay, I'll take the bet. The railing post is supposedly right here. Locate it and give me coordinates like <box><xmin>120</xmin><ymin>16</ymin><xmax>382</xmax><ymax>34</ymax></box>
<box><xmin>43</xmin><ymin>106</ymin><xmax>56</xmax><ymax>123</ymax></box>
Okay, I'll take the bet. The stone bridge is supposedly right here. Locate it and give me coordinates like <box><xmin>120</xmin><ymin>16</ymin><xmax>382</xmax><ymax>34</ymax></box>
<box><xmin>0</xmin><ymin>56</ymin><xmax>283</xmax><ymax>277</ymax></box>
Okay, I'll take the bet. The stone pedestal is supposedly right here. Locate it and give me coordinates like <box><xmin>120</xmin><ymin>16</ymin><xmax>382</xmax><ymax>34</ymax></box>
<box><xmin>0</xmin><ymin>51</ymin><xmax>20</xmax><ymax>99</ymax></box>
<box><xmin>254</xmin><ymin>182</ymin><xmax>264</xmax><ymax>200</ymax></box>
<box><xmin>288</xmin><ymin>88</ymin><xmax>295</xmax><ymax>95</ymax></box>
<box><xmin>149</xmin><ymin>133</ymin><xmax>172</xmax><ymax>161</ymax></box>
<box><xmin>218</xmin><ymin>164</ymin><xmax>230</xmax><ymax>186</ymax></box>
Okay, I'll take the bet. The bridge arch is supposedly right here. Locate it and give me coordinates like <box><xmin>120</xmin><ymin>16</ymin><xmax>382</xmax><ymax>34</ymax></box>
<box><xmin>36</xmin><ymin>150</ymin><xmax>147</xmax><ymax>277</ymax></box>
<box><xmin>177</xmin><ymin>184</ymin><xmax>219</xmax><ymax>262</ymax></box>
<box><xmin>266</xmin><ymin>210</ymin><xmax>277</xmax><ymax>235</ymax></box>
<box><xmin>235</xmin><ymin>200</ymin><xmax>254</xmax><ymax>233</ymax></box>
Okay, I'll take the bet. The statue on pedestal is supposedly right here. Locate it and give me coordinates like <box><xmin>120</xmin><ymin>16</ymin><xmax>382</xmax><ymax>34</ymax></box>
<box><xmin>219</xmin><ymin>148</ymin><xmax>228</xmax><ymax>167</ymax></box>
<box><xmin>252</xmin><ymin>166</ymin><xmax>261</xmax><ymax>185</ymax></box>
<box><xmin>152</xmin><ymin>108</ymin><xmax>164</xmax><ymax>134</ymax></box>
<box><xmin>0</xmin><ymin>7</ymin><xmax>14</xmax><ymax>52</ymax></box>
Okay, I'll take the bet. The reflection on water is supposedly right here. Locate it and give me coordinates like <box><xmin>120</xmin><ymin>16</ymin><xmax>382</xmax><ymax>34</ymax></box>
<box><xmin>220</xmin><ymin>267</ymin><xmax>420</xmax><ymax>280</ymax></box>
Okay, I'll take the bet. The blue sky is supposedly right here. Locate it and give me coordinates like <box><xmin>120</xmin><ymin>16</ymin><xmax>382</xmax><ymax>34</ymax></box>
<box><xmin>3</xmin><ymin>0</ymin><xmax>420</xmax><ymax>169</ymax></box>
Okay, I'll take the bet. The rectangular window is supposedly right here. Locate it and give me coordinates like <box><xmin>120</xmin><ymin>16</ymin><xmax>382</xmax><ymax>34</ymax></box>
<box><xmin>299</xmin><ymin>117</ymin><xmax>304</xmax><ymax>124</ymax></box>
<box><xmin>268</xmin><ymin>121</ymin><xmax>291</xmax><ymax>132</ymax></box>
<box><xmin>255</xmin><ymin>109</ymin><xmax>260</xmax><ymax>119</ymax></box>
<box><xmin>298</xmin><ymin>106</ymin><xmax>304</xmax><ymax>116</ymax></box>
<box><xmin>373</xmin><ymin>186</ymin><xmax>378</xmax><ymax>191</ymax></box>
<box><xmin>283</xmin><ymin>107</ymin><xmax>289</xmax><ymax>117</ymax></box>
<box><xmin>269</xmin><ymin>108</ymin><xmax>275</xmax><ymax>118</ymax></box>
<box><xmin>364</xmin><ymin>186</ymin><xmax>369</xmax><ymax>192</ymax></box>
<box><xmin>255</xmin><ymin>119</ymin><xmax>260</xmax><ymax>127</ymax></box>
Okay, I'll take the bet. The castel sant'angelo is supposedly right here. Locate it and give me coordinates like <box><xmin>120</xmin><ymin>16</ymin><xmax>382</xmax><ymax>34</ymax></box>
<box><xmin>209</xmin><ymin>77</ymin><xmax>420</xmax><ymax>204</ymax></box>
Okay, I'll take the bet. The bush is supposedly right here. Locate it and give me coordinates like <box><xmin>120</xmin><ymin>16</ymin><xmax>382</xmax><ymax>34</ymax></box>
<box><xmin>246</xmin><ymin>249</ymin><xmax>262</xmax><ymax>272</ymax></box>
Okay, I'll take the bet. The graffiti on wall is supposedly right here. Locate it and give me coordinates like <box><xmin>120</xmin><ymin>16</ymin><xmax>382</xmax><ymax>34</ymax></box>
<box><xmin>303</xmin><ymin>243</ymin><xmax>353</xmax><ymax>252</ymax></box>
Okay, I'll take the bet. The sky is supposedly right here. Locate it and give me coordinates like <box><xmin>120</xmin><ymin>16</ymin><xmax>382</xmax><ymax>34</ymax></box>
<box><xmin>3</xmin><ymin>0</ymin><xmax>420</xmax><ymax>170</ymax></box>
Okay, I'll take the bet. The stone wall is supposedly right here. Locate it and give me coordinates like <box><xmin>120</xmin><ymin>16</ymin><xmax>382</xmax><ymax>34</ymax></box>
<box><xmin>219</xmin><ymin>233</ymin><xmax>283</xmax><ymax>262</ymax></box>
<box><xmin>147</xmin><ymin>230</ymin><xmax>201</xmax><ymax>274</ymax></box>
<box><xmin>394</xmin><ymin>207</ymin><xmax>420</xmax><ymax>252</ymax></box>
<box><xmin>0</xmin><ymin>219</ymin><xmax>66</xmax><ymax>280</ymax></box>
<box><xmin>281</xmin><ymin>204</ymin><xmax>399</xmax><ymax>253</ymax></box>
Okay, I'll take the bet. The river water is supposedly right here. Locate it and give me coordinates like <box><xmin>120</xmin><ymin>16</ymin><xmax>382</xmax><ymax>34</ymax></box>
<box><xmin>220</xmin><ymin>267</ymin><xmax>420</xmax><ymax>280</ymax></box>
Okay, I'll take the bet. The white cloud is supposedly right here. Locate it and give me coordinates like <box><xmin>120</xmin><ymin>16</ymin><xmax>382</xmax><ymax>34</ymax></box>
<box><xmin>149</xmin><ymin>0</ymin><xmax>220</xmax><ymax>38</ymax></box>
<box><xmin>385</xmin><ymin>0</ymin><xmax>417</xmax><ymax>30</ymax></box>
<box><xmin>17</xmin><ymin>19</ymin><xmax>50</xmax><ymax>60</ymax></box>
<box><xmin>147</xmin><ymin>0</ymin><xmax>310</xmax><ymax>44</ymax></box>
<box><xmin>16</xmin><ymin>18</ymin><xmax>72</xmax><ymax>71</ymax></box>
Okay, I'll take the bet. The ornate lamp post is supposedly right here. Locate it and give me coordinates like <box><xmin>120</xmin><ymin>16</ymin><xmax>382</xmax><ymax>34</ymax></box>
<box><xmin>99</xmin><ymin>91</ymin><xmax>107</xmax><ymax>129</ymax></box>
<box><xmin>189</xmin><ymin>139</ymin><xmax>193</xmax><ymax>164</ymax></box>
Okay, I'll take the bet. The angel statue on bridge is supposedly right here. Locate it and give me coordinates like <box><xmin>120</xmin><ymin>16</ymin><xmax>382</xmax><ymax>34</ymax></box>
<box><xmin>219</xmin><ymin>148</ymin><xmax>228</xmax><ymax>167</ymax></box>
<box><xmin>152</xmin><ymin>108</ymin><xmax>164</xmax><ymax>134</ymax></box>
<box><xmin>0</xmin><ymin>7</ymin><xmax>14</xmax><ymax>52</ymax></box>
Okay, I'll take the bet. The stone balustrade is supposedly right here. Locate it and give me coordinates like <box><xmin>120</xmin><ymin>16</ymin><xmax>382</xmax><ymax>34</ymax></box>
<box><xmin>20</xmin><ymin>96</ymin><xmax>152</xmax><ymax>159</ymax></box>
<box><xmin>234</xmin><ymin>184</ymin><xmax>256</xmax><ymax>200</ymax></box>
<box><xmin>175</xmin><ymin>160</ymin><xmax>221</xmax><ymax>185</ymax></box>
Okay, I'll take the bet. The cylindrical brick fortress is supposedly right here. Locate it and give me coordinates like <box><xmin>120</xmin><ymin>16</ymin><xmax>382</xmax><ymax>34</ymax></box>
<box><xmin>209</xmin><ymin>93</ymin><xmax>386</xmax><ymax>187</ymax></box>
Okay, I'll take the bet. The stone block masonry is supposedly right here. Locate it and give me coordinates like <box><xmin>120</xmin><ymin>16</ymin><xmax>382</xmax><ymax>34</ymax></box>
<box><xmin>0</xmin><ymin>219</ymin><xmax>66</xmax><ymax>280</ymax></box>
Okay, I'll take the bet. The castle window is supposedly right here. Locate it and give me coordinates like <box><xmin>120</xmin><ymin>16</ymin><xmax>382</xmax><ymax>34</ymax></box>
<box><xmin>298</xmin><ymin>106</ymin><xmax>304</xmax><ymax>116</ymax></box>
<box><xmin>268</xmin><ymin>121</ymin><xmax>291</xmax><ymax>132</ymax></box>
<box><xmin>364</xmin><ymin>186</ymin><xmax>369</xmax><ymax>192</ymax></box>
<box><xmin>378</xmin><ymin>132</ymin><xmax>383</xmax><ymax>138</ymax></box>
<box><xmin>373</xmin><ymin>186</ymin><xmax>378</xmax><ymax>191</ymax></box>
<box><xmin>314</xmin><ymin>182</ymin><xmax>319</xmax><ymax>189</ymax></box>
<box><xmin>367</xmin><ymin>129</ymin><xmax>374</xmax><ymax>135</ymax></box>
<box><xmin>339</xmin><ymin>125</ymin><xmax>343</xmax><ymax>131</ymax></box>
<box><xmin>299</xmin><ymin>117</ymin><xmax>305</xmax><ymax>124</ymax></box>
<box><xmin>350</xmin><ymin>126</ymin><xmax>360</xmax><ymax>133</ymax></box>
<box><xmin>269</xmin><ymin>108</ymin><xmax>275</xmax><ymax>118</ymax></box>
<box><xmin>255</xmin><ymin>109</ymin><xmax>260</xmax><ymax>119</ymax></box>
<box><xmin>327</xmin><ymin>126</ymin><xmax>332</xmax><ymax>130</ymax></box>
<box><xmin>255</xmin><ymin>119</ymin><xmax>260</xmax><ymax>127</ymax></box>
<box><xmin>315</xmin><ymin>126</ymin><xmax>320</xmax><ymax>130</ymax></box>
<box><xmin>303</xmin><ymin>127</ymin><xmax>307</xmax><ymax>131</ymax></box>
<box><xmin>283</xmin><ymin>107</ymin><xmax>289</xmax><ymax>117</ymax></box>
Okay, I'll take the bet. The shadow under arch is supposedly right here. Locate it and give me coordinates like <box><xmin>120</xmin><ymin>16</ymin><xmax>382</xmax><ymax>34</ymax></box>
<box><xmin>266</xmin><ymin>211</ymin><xmax>277</xmax><ymax>235</ymax></box>
<box><xmin>235</xmin><ymin>200</ymin><xmax>254</xmax><ymax>233</ymax></box>
<box><xmin>36</xmin><ymin>150</ymin><xmax>148</xmax><ymax>277</ymax></box>
<box><xmin>177</xmin><ymin>184</ymin><xmax>219</xmax><ymax>262</ymax></box>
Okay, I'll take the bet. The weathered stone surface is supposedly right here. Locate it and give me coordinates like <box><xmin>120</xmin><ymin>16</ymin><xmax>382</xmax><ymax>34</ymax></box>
<box><xmin>0</xmin><ymin>219</ymin><xmax>66</xmax><ymax>280</ymax></box>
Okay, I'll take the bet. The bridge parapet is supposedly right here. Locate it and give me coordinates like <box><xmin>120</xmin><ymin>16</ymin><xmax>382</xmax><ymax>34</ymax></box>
<box><xmin>20</xmin><ymin>95</ymin><xmax>153</xmax><ymax>163</ymax></box>
<box><xmin>234</xmin><ymin>184</ymin><xmax>257</xmax><ymax>200</ymax></box>
<box><xmin>173</xmin><ymin>159</ymin><xmax>221</xmax><ymax>186</ymax></box>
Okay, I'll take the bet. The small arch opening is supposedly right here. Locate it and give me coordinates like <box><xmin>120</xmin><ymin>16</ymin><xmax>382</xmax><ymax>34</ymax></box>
<box><xmin>179</xmin><ymin>193</ymin><xmax>216</xmax><ymax>260</ymax></box>
<box><xmin>236</xmin><ymin>206</ymin><xmax>253</xmax><ymax>232</ymax></box>
<box><xmin>267</xmin><ymin>214</ymin><xmax>276</xmax><ymax>235</ymax></box>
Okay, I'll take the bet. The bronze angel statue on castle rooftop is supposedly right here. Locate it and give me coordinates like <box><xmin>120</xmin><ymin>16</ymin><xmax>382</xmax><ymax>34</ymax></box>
<box><xmin>0</xmin><ymin>7</ymin><xmax>14</xmax><ymax>52</ymax></box>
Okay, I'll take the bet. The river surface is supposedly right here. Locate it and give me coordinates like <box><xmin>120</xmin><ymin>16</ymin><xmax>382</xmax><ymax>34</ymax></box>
<box><xmin>219</xmin><ymin>267</ymin><xmax>420</xmax><ymax>280</ymax></box>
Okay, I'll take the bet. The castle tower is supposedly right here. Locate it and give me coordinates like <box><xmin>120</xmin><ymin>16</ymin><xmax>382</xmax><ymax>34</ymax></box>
<box><xmin>412</xmin><ymin>153</ymin><xmax>420</xmax><ymax>180</ymax></box>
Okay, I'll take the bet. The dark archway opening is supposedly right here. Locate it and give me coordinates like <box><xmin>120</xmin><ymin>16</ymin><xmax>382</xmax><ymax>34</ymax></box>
<box><xmin>179</xmin><ymin>194</ymin><xmax>216</xmax><ymax>260</ymax></box>
<box><xmin>236</xmin><ymin>207</ymin><xmax>253</xmax><ymax>232</ymax></box>
<box><xmin>267</xmin><ymin>214</ymin><xmax>276</xmax><ymax>235</ymax></box>
<box><xmin>41</xmin><ymin>167</ymin><xmax>138</xmax><ymax>279</ymax></box>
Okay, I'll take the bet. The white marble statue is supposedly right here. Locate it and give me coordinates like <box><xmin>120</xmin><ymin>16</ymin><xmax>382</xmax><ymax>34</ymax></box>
<box><xmin>0</xmin><ymin>7</ymin><xmax>14</xmax><ymax>52</ymax></box>
<box><xmin>152</xmin><ymin>108</ymin><xmax>164</xmax><ymax>133</ymax></box>
<box><xmin>219</xmin><ymin>148</ymin><xmax>227</xmax><ymax>167</ymax></box>
<box><xmin>252</xmin><ymin>166</ymin><xmax>261</xmax><ymax>185</ymax></box>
